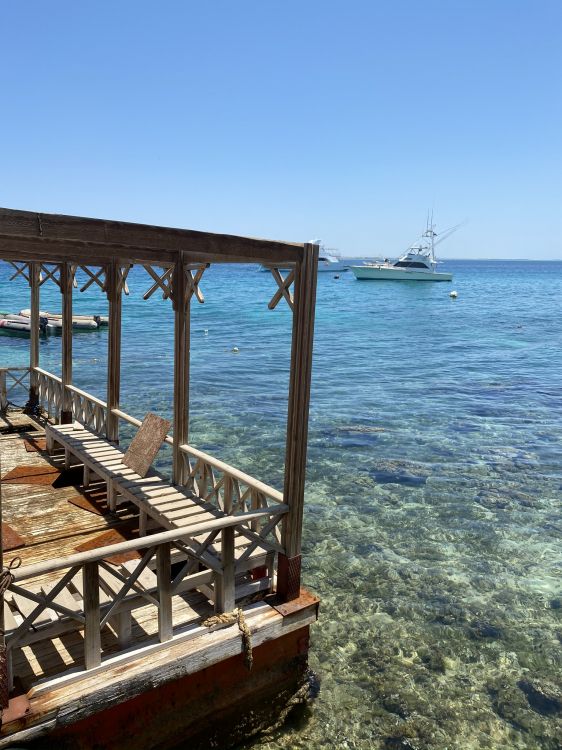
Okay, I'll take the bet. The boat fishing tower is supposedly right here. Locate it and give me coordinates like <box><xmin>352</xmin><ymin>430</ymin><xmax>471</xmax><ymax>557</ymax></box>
<box><xmin>0</xmin><ymin>207</ymin><xmax>319</xmax><ymax>749</ymax></box>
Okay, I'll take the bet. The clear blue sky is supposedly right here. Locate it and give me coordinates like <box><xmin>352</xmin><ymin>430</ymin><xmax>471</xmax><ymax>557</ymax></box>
<box><xmin>1</xmin><ymin>1</ymin><xmax>560</xmax><ymax>258</ymax></box>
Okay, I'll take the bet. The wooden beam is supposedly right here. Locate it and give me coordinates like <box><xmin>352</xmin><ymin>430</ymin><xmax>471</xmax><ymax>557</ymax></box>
<box><xmin>171</xmin><ymin>254</ymin><xmax>190</xmax><ymax>485</ymax></box>
<box><xmin>60</xmin><ymin>263</ymin><xmax>73</xmax><ymax>423</ymax></box>
<box><xmin>106</xmin><ymin>261</ymin><xmax>122</xmax><ymax>443</ymax></box>
<box><xmin>0</xmin><ymin>235</ymin><xmax>176</xmax><ymax>266</ymax></box>
<box><xmin>278</xmin><ymin>243</ymin><xmax>318</xmax><ymax>601</ymax></box>
<box><xmin>0</xmin><ymin>207</ymin><xmax>304</xmax><ymax>264</ymax></box>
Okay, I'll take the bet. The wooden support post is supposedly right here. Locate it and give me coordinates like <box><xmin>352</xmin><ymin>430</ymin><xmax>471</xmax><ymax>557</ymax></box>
<box><xmin>106</xmin><ymin>261</ymin><xmax>122</xmax><ymax>443</ymax></box>
<box><xmin>28</xmin><ymin>262</ymin><xmax>41</xmax><ymax>410</ymax></box>
<box><xmin>139</xmin><ymin>509</ymin><xmax>147</xmax><ymax>537</ymax></box>
<box><xmin>216</xmin><ymin>475</ymin><xmax>235</xmax><ymax>613</ymax></box>
<box><xmin>108</xmin><ymin>481</ymin><xmax>116</xmax><ymax>512</ymax></box>
<box><xmin>0</xmin><ymin>371</ymin><xmax>6</xmax><ymax>413</ymax></box>
<box><xmin>83</xmin><ymin>562</ymin><xmax>101</xmax><ymax>669</ymax></box>
<box><xmin>115</xmin><ymin>611</ymin><xmax>132</xmax><ymax>648</ymax></box>
<box><xmin>60</xmin><ymin>263</ymin><xmax>73</xmax><ymax>424</ymax></box>
<box><xmin>278</xmin><ymin>243</ymin><xmax>318</xmax><ymax>601</ymax></box>
<box><xmin>215</xmin><ymin>528</ymin><xmax>235</xmax><ymax>613</ymax></box>
<box><xmin>157</xmin><ymin>542</ymin><xmax>173</xmax><ymax>642</ymax></box>
<box><xmin>172</xmin><ymin>254</ymin><xmax>190</xmax><ymax>485</ymax></box>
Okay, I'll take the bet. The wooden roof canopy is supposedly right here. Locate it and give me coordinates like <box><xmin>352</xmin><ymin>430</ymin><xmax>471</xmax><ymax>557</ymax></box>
<box><xmin>0</xmin><ymin>206</ymin><xmax>318</xmax><ymax>608</ymax></box>
<box><xmin>0</xmin><ymin>207</ymin><xmax>306</xmax><ymax>266</ymax></box>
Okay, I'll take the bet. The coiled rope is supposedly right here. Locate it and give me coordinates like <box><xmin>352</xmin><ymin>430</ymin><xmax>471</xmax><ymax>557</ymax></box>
<box><xmin>203</xmin><ymin>607</ymin><xmax>253</xmax><ymax>671</ymax></box>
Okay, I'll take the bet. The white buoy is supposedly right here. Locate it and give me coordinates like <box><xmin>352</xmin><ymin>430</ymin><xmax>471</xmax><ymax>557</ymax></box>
<box><xmin>231</xmin><ymin>346</ymin><xmax>239</xmax><ymax>353</ymax></box>
<box><xmin>449</xmin><ymin>290</ymin><xmax>458</xmax><ymax>298</ymax></box>
<box><xmin>204</xmin><ymin>329</ymin><xmax>208</xmax><ymax>335</ymax></box>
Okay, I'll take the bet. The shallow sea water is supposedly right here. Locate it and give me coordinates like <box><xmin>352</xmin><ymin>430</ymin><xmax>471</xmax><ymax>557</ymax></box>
<box><xmin>1</xmin><ymin>260</ymin><xmax>561</xmax><ymax>749</ymax></box>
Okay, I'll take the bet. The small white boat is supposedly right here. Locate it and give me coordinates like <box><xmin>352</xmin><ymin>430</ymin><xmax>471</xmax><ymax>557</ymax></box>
<box><xmin>261</xmin><ymin>240</ymin><xmax>348</xmax><ymax>273</ymax></box>
<box><xmin>0</xmin><ymin>314</ymin><xmax>47</xmax><ymax>336</ymax></box>
<box><xmin>19</xmin><ymin>309</ymin><xmax>102</xmax><ymax>330</ymax></box>
<box><xmin>351</xmin><ymin>216</ymin><xmax>460</xmax><ymax>282</ymax></box>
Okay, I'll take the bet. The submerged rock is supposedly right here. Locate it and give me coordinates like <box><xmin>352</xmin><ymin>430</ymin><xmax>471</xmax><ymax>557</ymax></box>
<box><xmin>384</xmin><ymin>737</ymin><xmax>420</xmax><ymax>750</ymax></box>
<box><xmin>372</xmin><ymin>470</ymin><xmax>427</xmax><ymax>487</ymax></box>
<box><xmin>518</xmin><ymin>679</ymin><xmax>562</xmax><ymax>716</ymax></box>
<box><xmin>469</xmin><ymin>620</ymin><xmax>503</xmax><ymax>639</ymax></box>
<box><xmin>369</xmin><ymin>459</ymin><xmax>430</xmax><ymax>487</ymax></box>
<box><xmin>475</xmin><ymin>485</ymin><xmax>536</xmax><ymax>510</ymax></box>
<box><xmin>490</xmin><ymin>677</ymin><xmax>562</xmax><ymax>744</ymax></box>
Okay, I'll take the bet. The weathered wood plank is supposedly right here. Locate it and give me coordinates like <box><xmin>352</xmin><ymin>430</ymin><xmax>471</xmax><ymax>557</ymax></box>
<box><xmin>0</xmin><ymin>207</ymin><xmax>304</xmax><ymax>265</ymax></box>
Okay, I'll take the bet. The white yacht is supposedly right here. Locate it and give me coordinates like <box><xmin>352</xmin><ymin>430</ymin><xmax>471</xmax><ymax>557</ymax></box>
<box><xmin>351</xmin><ymin>217</ymin><xmax>460</xmax><ymax>282</ymax></box>
<box><xmin>261</xmin><ymin>240</ymin><xmax>348</xmax><ymax>273</ymax></box>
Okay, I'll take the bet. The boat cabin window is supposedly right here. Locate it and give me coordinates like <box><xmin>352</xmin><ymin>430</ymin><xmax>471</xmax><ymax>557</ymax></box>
<box><xmin>393</xmin><ymin>261</ymin><xmax>430</xmax><ymax>268</ymax></box>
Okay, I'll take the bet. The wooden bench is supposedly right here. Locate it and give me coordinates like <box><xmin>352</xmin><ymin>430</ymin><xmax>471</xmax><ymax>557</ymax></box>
<box><xmin>45</xmin><ymin>422</ymin><xmax>283</xmax><ymax>610</ymax></box>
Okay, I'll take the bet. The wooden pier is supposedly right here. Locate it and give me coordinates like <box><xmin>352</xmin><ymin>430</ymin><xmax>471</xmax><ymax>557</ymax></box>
<box><xmin>0</xmin><ymin>208</ymin><xmax>319</xmax><ymax>749</ymax></box>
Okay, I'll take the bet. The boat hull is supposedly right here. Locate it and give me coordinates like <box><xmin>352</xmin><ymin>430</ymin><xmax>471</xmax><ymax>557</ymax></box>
<box><xmin>19</xmin><ymin>309</ymin><xmax>104</xmax><ymax>328</ymax></box>
<box><xmin>351</xmin><ymin>265</ymin><xmax>452</xmax><ymax>282</ymax></box>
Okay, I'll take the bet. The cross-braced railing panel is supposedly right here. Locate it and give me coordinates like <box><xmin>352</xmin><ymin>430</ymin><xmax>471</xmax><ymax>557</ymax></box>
<box><xmin>0</xmin><ymin>367</ymin><xmax>31</xmax><ymax>410</ymax></box>
<box><xmin>4</xmin><ymin>529</ymin><xmax>216</xmax><ymax>681</ymax></box>
<box><xmin>179</xmin><ymin>448</ymin><xmax>285</xmax><ymax>564</ymax></box>
<box><xmin>67</xmin><ymin>385</ymin><xmax>108</xmax><ymax>433</ymax></box>
<box><xmin>35</xmin><ymin>367</ymin><xmax>63</xmax><ymax>419</ymax></box>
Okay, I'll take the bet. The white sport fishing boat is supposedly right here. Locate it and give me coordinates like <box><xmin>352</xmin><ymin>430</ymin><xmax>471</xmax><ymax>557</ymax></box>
<box><xmin>351</xmin><ymin>216</ymin><xmax>460</xmax><ymax>282</ymax></box>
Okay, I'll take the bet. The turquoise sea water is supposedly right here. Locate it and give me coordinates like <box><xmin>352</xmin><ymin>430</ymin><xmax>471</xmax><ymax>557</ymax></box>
<box><xmin>1</xmin><ymin>260</ymin><xmax>561</xmax><ymax>749</ymax></box>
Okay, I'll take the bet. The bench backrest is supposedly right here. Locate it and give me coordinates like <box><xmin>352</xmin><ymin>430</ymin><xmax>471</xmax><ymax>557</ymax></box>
<box><xmin>123</xmin><ymin>412</ymin><xmax>171</xmax><ymax>477</ymax></box>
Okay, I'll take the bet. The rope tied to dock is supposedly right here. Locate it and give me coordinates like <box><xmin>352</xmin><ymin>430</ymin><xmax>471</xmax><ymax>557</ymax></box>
<box><xmin>0</xmin><ymin>557</ymin><xmax>21</xmax><ymax>599</ymax></box>
<box><xmin>203</xmin><ymin>607</ymin><xmax>253</xmax><ymax>671</ymax></box>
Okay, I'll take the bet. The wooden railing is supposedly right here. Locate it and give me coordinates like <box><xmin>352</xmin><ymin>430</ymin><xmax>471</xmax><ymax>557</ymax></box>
<box><xmin>35</xmin><ymin>367</ymin><xmax>63</xmax><ymax>419</ymax></box>
<box><xmin>5</xmin><ymin>522</ymin><xmax>221</xmax><ymax>679</ymax></box>
<box><xmin>67</xmin><ymin>383</ymin><xmax>107</xmax><ymax>433</ymax></box>
<box><xmin>0</xmin><ymin>366</ymin><xmax>31</xmax><ymax>411</ymax></box>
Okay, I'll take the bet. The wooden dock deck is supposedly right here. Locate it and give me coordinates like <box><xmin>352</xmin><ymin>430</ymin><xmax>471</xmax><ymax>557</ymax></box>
<box><xmin>1</xmin><ymin>412</ymin><xmax>318</xmax><ymax>748</ymax></box>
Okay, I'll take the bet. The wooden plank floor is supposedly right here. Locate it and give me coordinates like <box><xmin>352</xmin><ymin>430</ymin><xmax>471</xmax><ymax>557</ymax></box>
<box><xmin>1</xmin><ymin>410</ymin><xmax>213</xmax><ymax>691</ymax></box>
